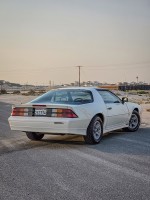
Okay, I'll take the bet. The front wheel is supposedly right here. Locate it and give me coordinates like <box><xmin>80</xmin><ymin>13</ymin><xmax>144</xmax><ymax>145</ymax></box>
<box><xmin>26</xmin><ymin>132</ymin><xmax>44</xmax><ymax>141</ymax></box>
<box><xmin>84</xmin><ymin>116</ymin><xmax>103</xmax><ymax>144</ymax></box>
<box><xmin>123</xmin><ymin>110</ymin><xmax>140</xmax><ymax>132</ymax></box>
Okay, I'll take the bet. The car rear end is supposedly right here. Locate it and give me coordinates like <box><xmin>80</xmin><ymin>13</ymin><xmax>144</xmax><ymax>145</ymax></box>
<box><xmin>9</xmin><ymin>103</ymin><xmax>91</xmax><ymax>136</ymax></box>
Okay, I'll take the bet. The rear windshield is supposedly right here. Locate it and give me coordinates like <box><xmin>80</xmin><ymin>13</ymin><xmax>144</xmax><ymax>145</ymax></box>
<box><xmin>30</xmin><ymin>89</ymin><xmax>93</xmax><ymax>105</ymax></box>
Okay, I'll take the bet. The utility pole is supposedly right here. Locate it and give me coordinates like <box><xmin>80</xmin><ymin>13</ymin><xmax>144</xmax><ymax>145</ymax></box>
<box><xmin>0</xmin><ymin>83</ymin><xmax>2</xmax><ymax>94</ymax></box>
<box><xmin>49</xmin><ymin>80</ymin><xmax>51</xmax><ymax>90</ymax></box>
<box><xmin>76</xmin><ymin>66</ymin><xmax>82</xmax><ymax>87</ymax></box>
<box><xmin>136</xmin><ymin>76</ymin><xmax>139</xmax><ymax>84</ymax></box>
<box><xmin>0</xmin><ymin>80</ymin><xmax>3</xmax><ymax>94</ymax></box>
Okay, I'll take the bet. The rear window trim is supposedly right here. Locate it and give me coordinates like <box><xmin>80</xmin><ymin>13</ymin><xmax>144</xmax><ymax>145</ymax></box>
<box><xmin>30</xmin><ymin>89</ymin><xmax>94</xmax><ymax>105</ymax></box>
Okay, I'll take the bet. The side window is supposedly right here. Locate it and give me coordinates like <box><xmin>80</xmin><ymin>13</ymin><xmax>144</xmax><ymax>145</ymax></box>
<box><xmin>98</xmin><ymin>91</ymin><xmax>121</xmax><ymax>104</ymax></box>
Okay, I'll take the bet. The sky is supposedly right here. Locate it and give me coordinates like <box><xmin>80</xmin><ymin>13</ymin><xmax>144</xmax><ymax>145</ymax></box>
<box><xmin>0</xmin><ymin>0</ymin><xmax>150</xmax><ymax>85</ymax></box>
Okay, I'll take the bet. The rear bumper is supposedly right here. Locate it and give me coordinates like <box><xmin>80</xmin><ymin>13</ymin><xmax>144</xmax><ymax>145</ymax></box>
<box><xmin>8</xmin><ymin>116</ymin><xmax>87</xmax><ymax>136</ymax></box>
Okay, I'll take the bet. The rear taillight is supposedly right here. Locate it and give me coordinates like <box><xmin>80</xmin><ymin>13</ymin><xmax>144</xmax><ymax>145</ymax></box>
<box><xmin>51</xmin><ymin>109</ymin><xmax>78</xmax><ymax>118</ymax></box>
<box><xmin>11</xmin><ymin>108</ymin><xmax>28</xmax><ymax>116</ymax></box>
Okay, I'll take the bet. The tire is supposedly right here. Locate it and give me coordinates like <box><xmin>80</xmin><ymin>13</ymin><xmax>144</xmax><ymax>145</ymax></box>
<box><xmin>123</xmin><ymin>110</ymin><xmax>140</xmax><ymax>132</ymax></box>
<box><xmin>84</xmin><ymin>116</ymin><xmax>103</xmax><ymax>144</ymax></box>
<box><xmin>26</xmin><ymin>132</ymin><xmax>44</xmax><ymax>141</ymax></box>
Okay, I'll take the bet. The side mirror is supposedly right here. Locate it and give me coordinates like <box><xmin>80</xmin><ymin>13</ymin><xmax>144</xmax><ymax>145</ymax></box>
<box><xmin>122</xmin><ymin>97</ymin><xmax>128</xmax><ymax>104</ymax></box>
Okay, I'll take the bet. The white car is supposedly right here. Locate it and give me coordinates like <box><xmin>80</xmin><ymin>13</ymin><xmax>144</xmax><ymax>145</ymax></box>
<box><xmin>8</xmin><ymin>87</ymin><xmax>141</xmax><ymax>144</ymax></box>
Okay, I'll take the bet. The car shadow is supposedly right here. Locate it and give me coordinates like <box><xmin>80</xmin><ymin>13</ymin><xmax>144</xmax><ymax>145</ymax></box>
<box><xmin>42</xmin><ymin>135</ymin><xmax>84</xmax><ymax>145</ymax></box>
<box><xmin>1</xmin><ymin>127</ymin><xmax>150</xmax><ymax>156</ymax></box>
<box><xmin>39</xmin><ymin>127</ymin><xmax>150</xmax><ymax>156</ymax></box>
<box><xmin>88</xmin><ymin>127</ymin><xmax>150</xmax><ymax>156</ymax></box>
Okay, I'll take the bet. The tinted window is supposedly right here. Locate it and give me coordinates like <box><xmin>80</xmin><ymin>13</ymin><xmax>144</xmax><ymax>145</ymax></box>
<box><xmin>97</xmin><ymin>90</ymin><xmax>121</xmax><ymax>104</ymax></box>
<box><xmin>30</xmin><ymin>89</ymin><xmax>93</xmax><ymax>105</ymax></box>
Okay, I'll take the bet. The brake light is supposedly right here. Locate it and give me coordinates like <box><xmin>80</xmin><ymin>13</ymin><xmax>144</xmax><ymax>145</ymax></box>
<box><xmin>11</xmin><ymin>107</ymin><xmax>78</xmax><ymax>118</ymax></box>
<box><xmin>51</xmin><ymin>108</ymin><xmax>78</xmax><ymax>118</ymax></box>
<box><xmin>11</xmin><ymin>108</ymin><xmax>28</xmax><ymax>116</ymax></box>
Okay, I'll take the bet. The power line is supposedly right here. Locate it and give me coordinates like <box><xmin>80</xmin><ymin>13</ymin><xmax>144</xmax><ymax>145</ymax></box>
<box><xmin>0</xmin><ymin>66</ymin><xmax>71</xmax><ymax>73</ymax></box>
<box><xmin>85</xmin><ymin>65</ymin><xmax>150</xmax><ymax>70</ymax></box>
<box><xmin>85</xmin><ymin>61</ymin><xmax>150</xmax><ymax>68</ymax></box>
<box><xmin>0</xmin><ymin>61</ymin><xmax>150</xmax><ymax>73</ymax></box>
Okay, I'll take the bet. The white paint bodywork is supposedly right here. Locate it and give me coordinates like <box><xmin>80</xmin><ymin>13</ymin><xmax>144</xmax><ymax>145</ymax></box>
<box><xmin>8</xmin><ymin>88</ymin><xmax>141</xmax><ymax>136</ymax></box>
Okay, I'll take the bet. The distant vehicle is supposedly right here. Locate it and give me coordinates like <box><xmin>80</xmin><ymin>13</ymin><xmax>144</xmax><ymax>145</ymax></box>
<box><xmin>8</xmin><ymin>87</ymin><xmax>141</xmax><ymax>144</ymax></box>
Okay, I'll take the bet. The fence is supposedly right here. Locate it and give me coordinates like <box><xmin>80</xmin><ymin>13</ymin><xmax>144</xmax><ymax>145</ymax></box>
<box><xmin>118</xmin><ymin>85</ymin><xmax>150</xmax><ymax>91</ymax></box>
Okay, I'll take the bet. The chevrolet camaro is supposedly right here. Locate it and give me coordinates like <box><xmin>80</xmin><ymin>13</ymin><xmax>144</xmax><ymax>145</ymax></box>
<box><xmin>8</xmin><ymin>87</ymin><xmax>141</xmax><ymax>144</ymax></box>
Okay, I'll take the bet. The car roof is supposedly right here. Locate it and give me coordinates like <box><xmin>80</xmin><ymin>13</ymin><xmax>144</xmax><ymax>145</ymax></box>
<box><xmin>53</xmin><ymin>87</ymin><xmax>107</xmax><ymax>91</ymax></box>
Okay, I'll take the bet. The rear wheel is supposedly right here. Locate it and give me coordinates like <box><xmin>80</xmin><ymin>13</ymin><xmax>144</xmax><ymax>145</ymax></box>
<box><xmin>26</xmin><ymin>132</ymin><xmax>44</xmax><ymax>141</ymax></box>
<box><xmin>84</xmin><ymin>116</ymin><xmax>103</xmax><ymax>144</ymax></box>
<box><xmin>123</xmin><ymin>110</ymin><xmax>140</xmax><ymax>132</ymax></box>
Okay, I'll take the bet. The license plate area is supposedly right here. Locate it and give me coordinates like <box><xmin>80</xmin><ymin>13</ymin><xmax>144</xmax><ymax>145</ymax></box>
<box><xmin>34</xmin><ymin>108</ymin><xmax>47</xmax><ymax>116</ymax></box>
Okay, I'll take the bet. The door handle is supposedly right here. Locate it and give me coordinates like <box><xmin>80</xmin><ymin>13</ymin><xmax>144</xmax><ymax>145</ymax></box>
<box><xmin>107</xmin><ymin>107</ymin><xmax>112</xmax><ymax>110</ymax></box>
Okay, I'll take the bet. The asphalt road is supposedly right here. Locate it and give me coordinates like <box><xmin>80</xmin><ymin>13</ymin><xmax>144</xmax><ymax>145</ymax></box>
<box><xmin>0</xmin><ymin>101</ymin><xmax>150</xmax><ymax>200</ymax></box>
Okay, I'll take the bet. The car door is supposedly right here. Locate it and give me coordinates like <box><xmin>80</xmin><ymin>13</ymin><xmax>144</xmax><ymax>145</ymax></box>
<box><xmin>98</xmin><ymin>90</ymin><xmax>129</xmax><ymax>130</ymax></box>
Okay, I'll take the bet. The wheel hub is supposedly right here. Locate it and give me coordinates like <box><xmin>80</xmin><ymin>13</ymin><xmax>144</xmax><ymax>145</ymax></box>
<box><xmin>93</xmin><ymin>121</ymin><xmax>101</xmax><ymax>140</ymax></box>
<box><xmin>129</xmin><ymin>114</ymin><xmax>138</xmax><ymax>129</ymax></box>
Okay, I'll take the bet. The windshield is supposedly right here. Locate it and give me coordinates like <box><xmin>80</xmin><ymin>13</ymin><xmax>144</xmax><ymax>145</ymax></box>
<box><xmin>30</xmin><ymin>89</ymin><xmax>93</xmax><ymax>105</ymax></box>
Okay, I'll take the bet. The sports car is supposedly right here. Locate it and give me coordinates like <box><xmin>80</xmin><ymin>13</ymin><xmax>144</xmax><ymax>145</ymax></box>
<box><xmin>8</xmin><ymin>87</ymin><xmax>141</xmax><ymax>144</ymax></box>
